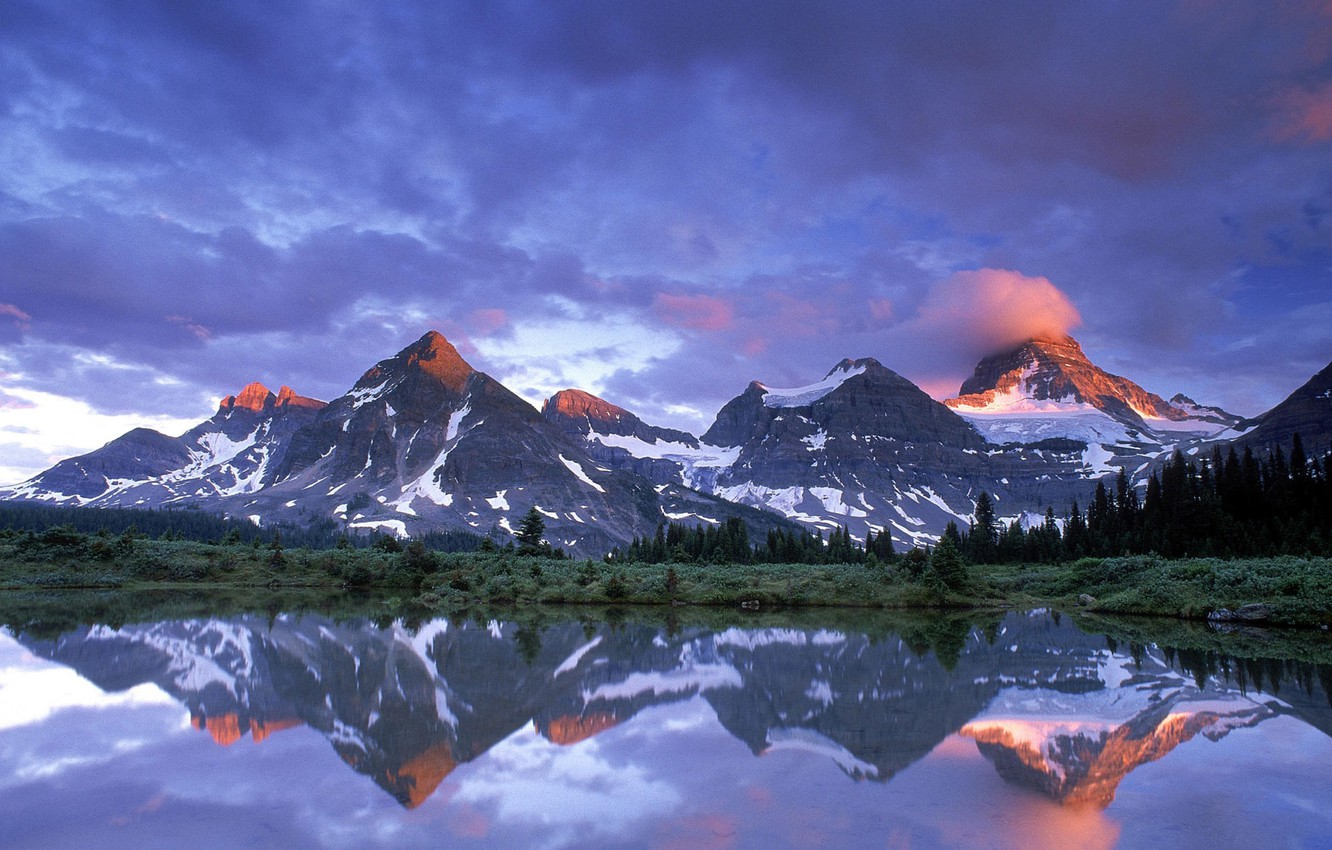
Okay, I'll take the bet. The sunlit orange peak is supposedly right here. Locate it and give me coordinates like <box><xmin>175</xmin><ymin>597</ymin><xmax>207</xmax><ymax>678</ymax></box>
<box><xmin>537</xmin><ymin>712</ymin><xmax>620</xmax><ymax>746</ymax></box>
<box><xmin>220</xmin><ymin>381</ymin><xmax>274</xmax><ymax>413</ymax></box>
<box><xmin>385</xmin><ymin>741</ymin><xmax>458</xmax><ymax>809</ymax></box>
<box><xmin>250</xmin><ymin>716</ymin><xmax>303</xmax><ymax>743</ymax></box>
<box><xmin>191</xmin><ymin>712</ymin><xmax>243</xmax><ymax>746</ymax></box>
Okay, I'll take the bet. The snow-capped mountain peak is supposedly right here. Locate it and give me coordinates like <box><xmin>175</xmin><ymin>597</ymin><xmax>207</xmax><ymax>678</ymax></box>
<box><xmin>758</xmin><ymin>359</ymin><xmax>870</xmax><ymax>408</ymax></box>
<box><xmin>946</xmin><ymin>335</ymin><xmax>1236</xmax><ymax>443</ymax></box>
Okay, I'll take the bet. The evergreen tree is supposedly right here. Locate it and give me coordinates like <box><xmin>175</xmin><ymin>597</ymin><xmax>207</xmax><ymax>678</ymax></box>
<box><xmin>515</xmin><ymin>507</ymin><xmax>546</xmax><ymax>554</ymax></box>
<box><xmin>942</xmin><ymin>521</ymin><xmax>963</xmax><ymax>550</ymax></box>
<box><xmin>926</xmin><ymin>534</ymin><xmax>968</xmax><ymax>592</ymax></box>
<box><xmin>967</xmin><ymin>492</ymin><xmax>998</xmax><ymax>564</ymax></box>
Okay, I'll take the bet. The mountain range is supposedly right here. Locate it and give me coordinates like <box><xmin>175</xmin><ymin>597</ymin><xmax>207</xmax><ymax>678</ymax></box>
<box><xmin>3</xmin><ymin>330</ymin><xmax>1328</xmax><ymax>554</ymax></box>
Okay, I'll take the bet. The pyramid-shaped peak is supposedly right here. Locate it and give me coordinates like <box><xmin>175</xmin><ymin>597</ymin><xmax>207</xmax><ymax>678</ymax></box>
<box><xmin>951</xmin><ymin>334</ymin><xmax>1182</xmax><ymax>422</ymax></box>
<box><xmin>415</xmin><ymin>329</ymin><xmax>451</xmax><ymax>349</ymax></box>
<box><xmin>826</xmin><ymin>356</ymin><xmax>886</xmax><ymax>378</ymax></box>
<box><xmin>220</xmin><ymin>382</ymin><xmax>275</xmax><ymax>413</ymax></box>
<box><xmin>390</xmin><ymin>330</ymin><xmax>475</xmax><ymax>391</ymax></box>
<box><xmin>1005</xmin><ymin>334</ymin><xmax>1087</xmax><ymax>360</ymax></box>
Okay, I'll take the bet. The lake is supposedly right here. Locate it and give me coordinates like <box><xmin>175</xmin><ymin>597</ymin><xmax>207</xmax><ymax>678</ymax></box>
<box><xmin>1</xmin><ymin>601</ymin><xmax>1330</xmax><ymax>849</ymax></box>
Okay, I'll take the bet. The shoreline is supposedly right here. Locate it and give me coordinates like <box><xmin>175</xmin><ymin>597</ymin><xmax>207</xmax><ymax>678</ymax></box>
<box><xmin>0</xmin><ymin>544</ymin><xmax>1329</xmax><ymax>630</ymax></box>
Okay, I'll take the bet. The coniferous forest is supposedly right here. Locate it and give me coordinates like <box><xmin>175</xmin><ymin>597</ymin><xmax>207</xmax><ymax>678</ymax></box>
<box><xmin>0</xmin><ymin>435</ymin><xmax>1328</xmax><ymax>570</ymax></box>
<box><xmin>609</xmin><ymin>437</ymin><xmax>1332</xmax><ymax>566</ymax></box>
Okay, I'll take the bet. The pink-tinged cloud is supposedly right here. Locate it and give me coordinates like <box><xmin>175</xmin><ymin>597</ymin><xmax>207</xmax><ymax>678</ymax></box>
<box><xmin>0</xmin><ymin>390</ymin><xmax>36</xmax><ymax>410</ymax></box>
<box><xmin>654</xmin><ymin>812</ymin><xmax>738</xmax><ymax>850</ymax></box>
<box><xmin>1271</xmin><ymin>82</ymin><xmax>1332</xmax><ymax>143</ymax></box>
<box><xmin>166</xmin><ymin>315</ymin><xmax>211</xmax><ymax>341</ymax></box>
<box><xmin>881</xmin><ymin>268</ymin><xmax>1082</xmax><ymax>398</ymax></box>
<box><xmin>915</xmin><ymin>269</ymin><xmax>1082</xmax><ymax>355</ymax></box>
<box><xmin>653</xmin><ymin>293</ymin><xmax>735</xmax><ymax>332</ymax></box>
<box><xmin>869</xmin><ymin>298</ymin><xmax>895</xmax><ymax>322</ymax></box>
<box><xmin>742</xmin><ymin>335</ymin><xmax>768</xmax><ymax>356</ymax></box>
<box><xmin>441</xmin><ymin>803</ymin><xmax>489</xmax><ymax>838</ymax></box>
<box><xmin>0</xmin><ymin>303</ymin><xmax>31</xmax><ymax>326</ymax></box>
<box><xmin>762</xmin><ymin>292</ymin><xmax>839</xmax><ymax>338</ymax></box>
<box><xmin>468</xmin><ymin>308</ymin><xmax>509</xmax><ymax>335</ymax></box>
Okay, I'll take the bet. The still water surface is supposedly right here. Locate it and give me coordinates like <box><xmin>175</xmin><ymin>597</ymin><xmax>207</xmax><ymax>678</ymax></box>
<box><xmin>1</xmin><ymin>606</ymin><xmax>1330</xmax><ymax>850</ymax></box>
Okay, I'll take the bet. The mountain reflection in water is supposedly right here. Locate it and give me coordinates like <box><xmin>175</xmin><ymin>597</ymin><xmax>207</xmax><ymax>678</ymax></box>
<box><xmin>2</xmin><ymin>608</ymin><xmax>1330</xmax><ymax>850</ymax></box>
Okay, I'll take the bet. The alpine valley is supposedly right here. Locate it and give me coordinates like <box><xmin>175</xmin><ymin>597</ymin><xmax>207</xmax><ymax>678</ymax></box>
<box><xmin>3</xmin><ymin>331</ymin><xmax>1329</xmax><ymax>556</ymax></box>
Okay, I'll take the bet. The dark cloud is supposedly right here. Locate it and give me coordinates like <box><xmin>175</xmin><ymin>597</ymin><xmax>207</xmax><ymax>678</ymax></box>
<box><xmin>0</xmin><ymin>0</ymin><xmax>1329</xmax><ymax>456</ymax></box>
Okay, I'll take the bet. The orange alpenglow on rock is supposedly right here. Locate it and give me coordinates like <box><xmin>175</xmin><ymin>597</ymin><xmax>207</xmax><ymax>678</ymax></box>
<box><xmin>191</xmin><ymin>713</ymin><xmax>244</xmax><ymax>746</ymax></box>
<box><xmin>220</xmin><ymin>382</ymin><xmax>276</xmax><ymax>413</ymax></box>
<box><xmin>250</xmin><ymin>716</ymin><xmax>303</xmax><ymax>743</ymax></box>
<box><xmin>536</xmin><ymin>712</ymin><xmax>621</xmax><ymax>746</ymax></box>
<box><xmin>542</xmin><ymin>389</ymin><xmax>632</xmax><ymax>427</ymax></box>
<box><xmin>219</xmin><ymin>382</ymin><xmax>327</xmax><ymax>413</ymax></box>
<box><xmin>383</xmin><ymin>741</ymin><xmax>459</xmax><ymax>809</ymax></box>
<box><xmin>959</xmin><ymin>710</ymin><xmax>1232</xmax><ymax>808</ymax></box>
<box><xmin>275</xmin><ymin>385</ymin><xmax>326</xmax><ymax>411</ymax></box>
<box><xmin>946</xmin><ymin>335</ymin><xmax>1187</xmax><ymax>422</ymax></box>
<box><xmin>406</xmin><ymin>330</ymin><xmax>474</xmax><ymax>393</ymax></box>
<box><xmin>191</xmin><ymin>713</ymin><xmax>303</xmax><ymax>746</ymax></box>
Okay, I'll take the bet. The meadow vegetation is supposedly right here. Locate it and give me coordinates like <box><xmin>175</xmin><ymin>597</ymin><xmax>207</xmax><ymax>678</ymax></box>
<box><xmin>1</xmin><ymin>522</ymin><xmax>1329</xmax><ymax>629</ymax></box>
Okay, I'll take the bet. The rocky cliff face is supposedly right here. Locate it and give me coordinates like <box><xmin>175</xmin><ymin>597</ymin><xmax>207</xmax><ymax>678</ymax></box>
<box><xmin>556</xmin><ymin>359</ymin><xmax>1094</xmax><ymax>548</ymax></box>
<box><xmin>1231</xmin><ymin>360</ymin><xmax>1332</xmax><ymax>455</ymax></box>
<box><xmin>696</xmin><ymin>358</ymin><xmax>998</xmax><ymax>545</ymax></box>
<box><xmin>0</xmin><ymin>331</ymin><xmax>796</xmax><ymax>554</ymax></box>
<box><xmin>950</xmin><ymin>336</ymin><xmax>1189</xmax><ymax>425</ymax></box>
<box><xmin>543</xmin><ymin>388</ymin><xmax>701</xmax><ymax>483</ymax></box>
<box><xmin>3</xmin><ymin>380</ymin><xmax>326</xmax><ymax>506</ymax></box>
<box><xmin>3</xmin><ymin>330</ymin><xmax>1314</xmax><ymax>552</ymax></box>
<box><xmin>250</xmin><ymin>331</ymin><xmax>795</xmax><ymax>553</ymax></box>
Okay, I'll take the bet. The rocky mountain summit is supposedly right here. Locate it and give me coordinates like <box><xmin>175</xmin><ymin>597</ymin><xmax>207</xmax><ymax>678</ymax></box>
<box><xmin>555</xmin><ymin>357</ymin><xmax>1100</xmax><ymax>546</ymax></box>
<box><xmin>3</xmin><ymin>329</ymin><xmax>1327</xmax><ymax>552</ymax></box>
<box><xmin>2</xmin><ymin>331</ymin><xmax>795</xmax><ymax>554</ymax></box>
<box><xmin>4</xmin><ymin>380</ymin><xmax>326</xmax><ymax>504</ymax></box>
<box><xmin>952</xmin><ymin>336</ymin><xmax>1185</xmax><ymax>421</ymax></box>
<box><xmin>946</xmin><ymin>335</ymin><xmax>1239</xmax><ymax>444</ymax></box>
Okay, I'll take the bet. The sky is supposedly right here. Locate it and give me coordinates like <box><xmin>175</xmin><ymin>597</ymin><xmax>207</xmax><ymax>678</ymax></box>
<box><xmin>1</xmin><ymin>0</ymin><xmax>1331</xmax><ymax>485</ymax></box>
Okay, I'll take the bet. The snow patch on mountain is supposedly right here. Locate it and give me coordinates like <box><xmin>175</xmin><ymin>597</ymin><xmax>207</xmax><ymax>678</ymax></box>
<box><xmin>559</xmin><ymin>455</ymin><xmax>605</xmax><ymax>493</ymax></box>
<box><xmin>900</xmin><ymin>486</ymin><xmax>973</xmax><ymax>524</ymax></box>
<box><xmin>764</xmin><ymin>726</ymin><xmax>880</xmax><ymax>778</ymax></box>
<box><xmin>712</xmin><ymin>483</ymin><xmax>838</xmax><ymax>527</ymax></box>
<box><xmin>445</xmin><ymin>402</ymin><xmax>471</xmax><ymax>442</ymax></box>
<box><xmin>1081</xmin><ymin>443</ymin><xmax>1116</xmax><ymax>475</ymax></box>
<box><xmin>587</xmin><ymin>433</ymin><xmax>740</xmax><ymax>487</ymax></box>
<box><xmin>554</xmin><ymin>636</ymin><xmax>604</xmax><ymax>677</ymax></box>
<box><xmin>760</xmin><ymin>363</ymin><xmax>867</xmax><ymax>408</ymax></box>
<box><xmin>951</xmin><ymin>387</ymin><xmax>1139</xmax><ymax>446</ymax></box>
<box><xmin>351</xmin><ymin>519</ymin><xmax>407</xmax><ymax>537</ymax></box>
<box><xmin>186</xmin><ymin>427</ymin><xmax>261</xmax><ymax>474</ymax></box>
<box><xmin>1141</xmin><ymin>415</ymin><xmax>1229</xmax><ymax>436</ymax></box>
<box><xmin>583</xmin><ymin>663</ymin><xmax>742</xmax><ymax>702</ymax></box>
<box><xmin>349</xmin><ymin>379</ymin><xmax>393</xmax><ymax>410</ymax></box>
<box><xmin>808</xmin><ymin>486</ymin><xmax>868</xmax><ymax>518</ymax></box>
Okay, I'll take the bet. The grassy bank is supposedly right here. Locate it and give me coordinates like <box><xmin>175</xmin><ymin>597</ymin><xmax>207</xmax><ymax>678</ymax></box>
<box><xmin>1</xmin><ymin>529</ymin><xmax>1329</xmax><ymax>628</ymax></box>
